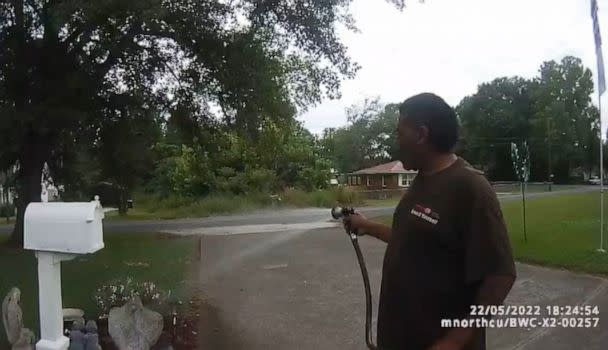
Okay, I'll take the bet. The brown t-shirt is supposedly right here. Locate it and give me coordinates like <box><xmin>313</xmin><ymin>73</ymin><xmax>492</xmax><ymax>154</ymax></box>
<box><xmin>377</xmin><ymin>157</ymin><xmax>516</xmax><ymax>350</ymax></box>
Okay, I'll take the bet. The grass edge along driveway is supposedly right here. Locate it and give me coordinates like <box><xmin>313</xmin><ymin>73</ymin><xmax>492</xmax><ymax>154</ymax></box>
<box><xmin>375</xmin><ymin>191</ymin><xmax>608</xmax><ymax>276</ymax></box>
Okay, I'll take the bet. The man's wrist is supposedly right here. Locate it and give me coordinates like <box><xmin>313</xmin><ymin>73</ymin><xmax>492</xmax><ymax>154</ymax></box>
<box><xmin>360</xmin><ymin>220</ymin><xmax>374</xmax><ymax>237</ymax></box>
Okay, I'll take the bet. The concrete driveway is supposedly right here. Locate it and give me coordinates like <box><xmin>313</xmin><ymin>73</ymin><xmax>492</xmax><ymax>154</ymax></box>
<box><xmin>1</xmin><ymin>185</ymin><xmax>604</xmax><ymax>348</ymax></box>
<box><xmin>190</xmin><ymin>224</ymin><xmax>608</xmax><ymax>350</ymax></box>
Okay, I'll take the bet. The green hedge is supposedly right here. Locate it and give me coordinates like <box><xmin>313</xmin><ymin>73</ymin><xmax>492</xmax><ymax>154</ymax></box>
<box><xmin>122</xmin><ymin>187</ymin><xmax>363</xmax><ymax>220</ymax></box>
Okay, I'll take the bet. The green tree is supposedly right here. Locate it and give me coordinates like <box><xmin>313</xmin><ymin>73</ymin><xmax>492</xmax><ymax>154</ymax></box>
<box><xmin>1</xmin><ymin>0</ymin><xmax>402</xmax><ymax>245</ymax></box>
<box><xmin>270</xmin><ymin>120</ymin><xmax>332</xmax><ymax>190</ymax></box>
<box><xmin>530</xmin><ymin>56</ymin><xmax>597</xmax><ymax>182</ymax></box>
<box><xmin>320</xmin><ymin>99</ymin><xmax>399</xmax><ymax>174</ymax></box>
<box><xmin>457</xmin><ymin>56</ymin><xmax>599</xmax><ymax>182</ymax></box>
<box><xmin>95</xmin><ymin>106</ymin><xmax>163</xmax><ymax>214</ymax></box>
<box><xmin>456</xmin><ymin>77</ymin><xmax>533</xmax><ymax>180</ymax></box>
<box><xmin>368</xmin><ymin>103</ymin><xmax>400</xmax><ymax>161</ymax></box>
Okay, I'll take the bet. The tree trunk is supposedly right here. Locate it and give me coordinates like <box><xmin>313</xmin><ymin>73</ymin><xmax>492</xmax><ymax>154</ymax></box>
<box><xmin>8</xmin><ymin>136</ymin><xmax>50</xmax><ymax>246</ymax></box>
<box><xmin>118</xmin><ymin>187</ymin><xmax>127</xmax><ymax>215</ymax></box>
<box><xmin>6</xmin><ymin>0</ymin><xmax>32</xmax><ymax>246</ymax></box>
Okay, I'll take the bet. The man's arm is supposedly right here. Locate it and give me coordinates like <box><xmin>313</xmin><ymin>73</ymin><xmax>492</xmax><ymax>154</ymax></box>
<box><xmin>361</xmin><ymin>220</ymin><xmax>392</xmax><ymax>243</ymax></box>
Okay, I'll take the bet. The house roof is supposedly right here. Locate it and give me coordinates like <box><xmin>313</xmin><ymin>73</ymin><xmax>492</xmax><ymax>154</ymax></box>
<box><xmin>351</xmin><ymin>161</ymin><xmax>417</xmax><ymax>175</ymax></box>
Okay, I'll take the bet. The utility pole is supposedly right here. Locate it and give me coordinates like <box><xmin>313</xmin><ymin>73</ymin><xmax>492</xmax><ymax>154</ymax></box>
<box><xmin>547</xmin><ymin>117</ymin><xmax>553</xmax><ymax>191</ymax></box>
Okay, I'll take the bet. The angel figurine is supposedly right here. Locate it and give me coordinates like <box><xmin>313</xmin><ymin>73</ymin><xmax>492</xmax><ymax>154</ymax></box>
<box><xmin>2</xmin><ymin>288</ymin><xmax>35</xmax><ymax>350</ymax></box>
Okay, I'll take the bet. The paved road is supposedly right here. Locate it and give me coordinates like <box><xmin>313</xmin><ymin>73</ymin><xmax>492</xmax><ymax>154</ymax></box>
<box><xmin>158</xmin><ymin>185</ymin><xmax>597</xmax><ymax>238</ymax></box>
<box><xmin>194</xmin><ymin>225</ymin><xmax>608</xmax><ymax>349</ymax></box>
<box><xmin>93</xmin><ymin>185</ymin><xmax>603</xmax><ymax>233</ymax></box>
<box><xmin>0</xmin><ymin>185</ymin><xmax>598</xmax><ymax>235</ymax></box>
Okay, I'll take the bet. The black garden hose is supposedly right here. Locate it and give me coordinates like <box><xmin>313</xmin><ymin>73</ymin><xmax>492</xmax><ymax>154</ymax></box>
<box><xmin>331</xmin><ymin>206</ymin><xmax>377</xmax><ymax>350</ymax></box>
<box><xmin>348</xmin><ymin>231</ymin><xmax>377</xmax><ymax>350</ymax></box>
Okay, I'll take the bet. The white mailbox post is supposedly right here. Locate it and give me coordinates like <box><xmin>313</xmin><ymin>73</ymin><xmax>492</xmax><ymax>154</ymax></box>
<box><xmin>24</xmin><ymin>196</ymin><xmax>105</xmax><ymax>350</ymax></box>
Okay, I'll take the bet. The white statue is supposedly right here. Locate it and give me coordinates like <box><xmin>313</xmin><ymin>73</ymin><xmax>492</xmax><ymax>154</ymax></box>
<box><xmin>108</xmin><ymin>296</ymin><xmax>163</xmax><ymax>350</ymax></box>
<box><xmin>41</xmin><ymin>181</ymin><xmax>49</xmax><ymax>203</ymax></box>
<box><xmin>68</xmin><ymin>318</ymin><xmax>85</xmax><ymax>350</ymax></box>
<box><xmin>84</xmin><ymin>320</ymin><xmax>101</xmax><ymax>350</ymax></box>
<box><xmin>40</xmin><ymin>162</ymin><xmax>61</xmax><ymax>202</ymax></box>
<box><xmin>2</xmin><ymin>288</ymin><xmax>35</xmax><ymax>350</ymax></box>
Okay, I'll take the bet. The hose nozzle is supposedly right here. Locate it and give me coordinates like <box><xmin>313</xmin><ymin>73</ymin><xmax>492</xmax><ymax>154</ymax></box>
<box><xmin>331</xmin><ymin>206</ymin><xmax>355</xmax><ymax>220</ymax></box>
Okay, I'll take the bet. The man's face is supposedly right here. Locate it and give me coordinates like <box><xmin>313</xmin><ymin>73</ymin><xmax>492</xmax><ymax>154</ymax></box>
<box><xmin>396</xmin><ymin>116</ymin><xmax>428</xmax><ymax>170</ymax></box>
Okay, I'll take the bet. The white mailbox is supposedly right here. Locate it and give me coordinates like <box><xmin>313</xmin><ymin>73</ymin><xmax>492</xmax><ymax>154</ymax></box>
<box><xmin>24</xmin><ymin>195</ymin><xmax>105</xmax><ymax>350</ymax></box>
<box><xmin>24</xmin><ymin>196</ymin><xmax>105</xmax><ymax>254</ymax></box>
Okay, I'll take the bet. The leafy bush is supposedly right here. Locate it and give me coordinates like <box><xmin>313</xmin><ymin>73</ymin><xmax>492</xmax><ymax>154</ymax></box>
<box><xmin>143</xmin><ymin>120</ymin><xmax>335</xmax><ymax>198</ymax></box>
<box><xmin>281</xmin><ymin>187</ymin><xmax>362</xmax><ymax>208</ymax></box>
<box><xmin>296</xmin><ymin>158</ymin><xmax>333</xmax><ymax>192</ymax></box>
<box><xmin>128</xmin><ymin>192</ymin><xmax>272</xmax><ymax>219</ymax></box>
<box><xmin>185</xmin><ymin>194</ymin><xmax>263</xmax><ymax>216</ymax></box>
<box><xmin>332</xmin><ymin>186</ymin><xmax>363</xmax><ymax>205</ymax></box>
<box><xmin>244</xmin><ymin>167</ymin><xmax>279</xmax><ymax>194</ymax></box>
<box><xmin>280</xmin><ymin>189</ymin><xmax>310</xmax><ymax>207</ymax></box>
<box><xmin>93</xmin><ymin>277</ymin><xmax>168</xmax><ymax>317</ymax></box>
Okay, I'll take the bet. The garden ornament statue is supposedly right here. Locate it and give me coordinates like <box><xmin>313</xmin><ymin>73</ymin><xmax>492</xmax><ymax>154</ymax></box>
<box><xmin>84</xmin><ymin>321</ymin><xmax>101</xmax><ymax>350</ymax></box>
<box><xmin>68</xmin><ymin>318</ymin><xmax>85</xmax><ymax>350</ymax></box>
<box><xmin>2</xmin><ymin>287</ymin><xmax>35</xmax><ymax>350</ymax></box>
<box><xmin>108</xmin><ymin>295</ymin><xmax>163</xmax><ymax>350</ymax></box>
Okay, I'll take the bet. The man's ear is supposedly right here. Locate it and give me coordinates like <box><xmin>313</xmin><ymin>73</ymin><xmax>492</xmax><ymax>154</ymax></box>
<box><xmin>416</xmin><ymin>126</ymin><xmax>429</xmax><ymax>145</ymax></box>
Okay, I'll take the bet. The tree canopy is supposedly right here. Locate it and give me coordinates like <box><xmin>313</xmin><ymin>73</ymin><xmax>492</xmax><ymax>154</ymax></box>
<box><xmin>0</xmin><ymin>0</ymin><xmax>406</xmax><ymax>244</ymax></box>
<box><xmin>321</xmin><ymin>56</ymin><xmax>601</xmax><ymax>184</ymax></box>
<box><xmin>457</xmin><ymin>56</ymin><xmax>599</xmax><ymax>182</ymax></box>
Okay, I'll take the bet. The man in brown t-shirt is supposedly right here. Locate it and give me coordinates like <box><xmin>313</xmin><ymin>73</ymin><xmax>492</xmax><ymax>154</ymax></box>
<box><xmin>345</xmin><ymin>93</ymin><xmax>516</xmax><ymax>350</ymax></box>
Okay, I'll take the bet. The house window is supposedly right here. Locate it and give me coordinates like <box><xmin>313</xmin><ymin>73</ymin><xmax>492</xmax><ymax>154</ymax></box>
<box><xmin>400</xmin><ymin>174</ymin><xmax>408</xmax><ymax>187</ymax></box>
<box><xmin>357</xmin><ymin>176</ymin><xmax>361</xmax><ymax>185</ymax></box>
<box><xmin>366</xmin><ymin>176</ymin><xmax>370</xmax><ymax>186</ymax></box>
<box><xmin>382</xmin><ymin>175</ymin><xmax>385</xmax><ymax>187</ymax></box>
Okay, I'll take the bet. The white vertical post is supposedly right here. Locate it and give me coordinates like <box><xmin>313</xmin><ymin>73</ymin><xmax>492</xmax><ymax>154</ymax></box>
<box><xmin>34</xmin><ymin>252</ymin><xmax>73</xmax><ymax>350</ymax></box>
<box><xmin>592</xmin><ymin>0</ymin><xmax>606</xmax><ymax>253</ymax></box>
<box><xmin>600</xmin><ymin>94</ymin><xmax>606</xmax><ymax>253</ymax></box>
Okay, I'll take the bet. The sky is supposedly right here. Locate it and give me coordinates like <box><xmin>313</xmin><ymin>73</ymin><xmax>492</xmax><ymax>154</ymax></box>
<box><xmin>298</xmin><ymin>0</ymin><xmax>608</xmax><ymax>136</ymax></box>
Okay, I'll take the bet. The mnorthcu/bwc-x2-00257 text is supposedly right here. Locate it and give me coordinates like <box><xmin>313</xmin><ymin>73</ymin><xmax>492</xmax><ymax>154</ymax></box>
<box><xmin>441</xmin><ymin>305</ymin><xmax>601</xmax><ymax>329</ymax></box>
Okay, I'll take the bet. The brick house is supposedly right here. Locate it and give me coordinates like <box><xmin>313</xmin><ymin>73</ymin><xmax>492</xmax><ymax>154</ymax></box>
<box><xmin>346</xmin><ymin>161</ymin><xmax>418</xmax><ymax>190</ymax></box>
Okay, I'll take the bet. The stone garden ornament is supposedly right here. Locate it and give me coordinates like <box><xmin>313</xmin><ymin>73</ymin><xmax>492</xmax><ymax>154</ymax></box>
<box><xmin>68</xmin><ymin>318</ymin><xmax>85</xmax><ymax>350</ymax></box>
<box><xmin>84</xmin><ymin>320</ymin><xmax>101</xmax><ymax>350</ymax></box>
<box><xmin>67</xmin><ymin>318</ymin><xmax>101</xmax><ymax>350</ymax></box>
<box><xmin>2</xmin><ymin>287</ymin><xmax>35</xmax><ymax>350</ymax></box>
<box><xmin>109</xmin><ymin>296</ymin><xmax>163</xmax><ymax>350</ymax></box>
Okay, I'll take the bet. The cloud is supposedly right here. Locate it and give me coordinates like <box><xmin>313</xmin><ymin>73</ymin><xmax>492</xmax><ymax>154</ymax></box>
<box><xmin>300</xmin><ymin>0</ymin><xmax>608</xmax><ymax>136</ymax></box>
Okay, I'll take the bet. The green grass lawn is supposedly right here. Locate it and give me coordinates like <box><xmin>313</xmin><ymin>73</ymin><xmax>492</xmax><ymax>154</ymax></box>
<box><xmin>362</xmin><ymin>184</ymin><xmax>577</xmax><ymax>207</ymax></box>
<box><xmin>360</xmin><ymin>185</ymin><xmax>582</xmax><ymax>210</ymax></box>
<box><xmin>0</xmin><ymin>217</ymin><xmax>14</xmax><ymax>226</ymax></box>
<box><xmin>0</xmin><ymin>233</ymin><xmax>199</xmax><ymax>346</ymax></box>
<box><xmin>361</xmin><ymin>198</ymin><xmax>402</xmax><ymax>208</ymax></box>
<box><xmin>492</xmin><ymin>183</ymin><xmax>572</xmax><ymax>194</ymax></box>
<box><xmin>376</xmin><ymin>191</ymin><xmax>608</xmax><ymax>276</ymax></box>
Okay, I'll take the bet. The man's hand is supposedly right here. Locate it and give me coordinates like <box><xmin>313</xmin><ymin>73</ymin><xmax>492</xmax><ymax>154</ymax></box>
<box><xmin>342</xmin><ymin>212</ymin><xmax>368</xmax><ymax>235</ymax></box>
<box><xmin>342</xmin><ymin>212</ymin><xmax>393</xmax><ymax>242</ymax></box>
